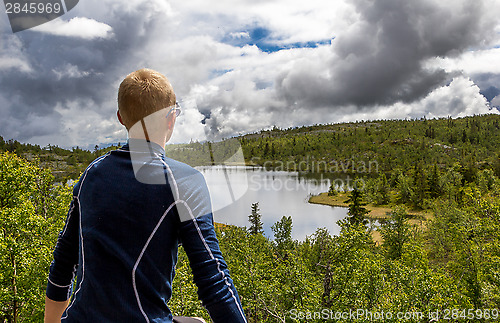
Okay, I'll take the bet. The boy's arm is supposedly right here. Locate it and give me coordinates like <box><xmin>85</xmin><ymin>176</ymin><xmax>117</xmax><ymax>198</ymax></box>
<box><xmin>178</xmin><ymin>212</ymin><xmax>247</xmax><ymax>323</ymax></box>
<box><xmin>174</xmin><ymin>170</ymin><xmax>247</xmax><ymax>322</ymax></box>
<box><xmin>45</xmin><ymin>196</ymin><xmax>80</xmax><ymax>314</ymax></box>
<box><xmin>44</xmin><ymin>297</ymin><xmax>70</xmax><ymax>323</ymax></box>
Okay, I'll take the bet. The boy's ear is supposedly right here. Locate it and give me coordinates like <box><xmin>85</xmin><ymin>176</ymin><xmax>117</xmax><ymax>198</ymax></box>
<box><xmin>117</xmin><ymin>110</ymin><xmax>125</xmax><ymax>126</ymax></box>
<box><xmin>167</xmin><ymin>116</ymin><xmax>175</xmax><ymax>130</ymax></box>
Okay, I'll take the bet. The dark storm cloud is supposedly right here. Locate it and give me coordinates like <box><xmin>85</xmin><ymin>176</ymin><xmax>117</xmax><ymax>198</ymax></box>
<box><xmin>276</xmin><ymin>0</ymin><xmax>498</xmax><ymax>109</ymax></box>
<box><xmin>474</xmin><ymin>73</ymin><xmax>500</xmax><ymax>102</ymax></box>
<box><xmin>0</xmin><ymin>2</ymin><xmax>171</xmax><ymax>142</ymax></box>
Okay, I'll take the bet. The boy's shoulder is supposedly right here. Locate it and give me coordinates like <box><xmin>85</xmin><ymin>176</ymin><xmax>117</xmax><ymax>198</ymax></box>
<box><xmin>162</xmin><ymin>156</ymin><xmax>203</xmax><ymax>180</ymax></box>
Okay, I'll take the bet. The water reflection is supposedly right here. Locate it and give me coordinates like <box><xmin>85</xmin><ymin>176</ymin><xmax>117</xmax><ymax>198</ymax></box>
<box><xmin>197</xmin><ymin>166</ymin><xmax>348</xmax><ymax>241</ymax></box>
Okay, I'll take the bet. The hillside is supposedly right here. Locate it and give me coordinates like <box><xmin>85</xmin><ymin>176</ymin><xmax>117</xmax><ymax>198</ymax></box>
<box><xmin>0</xmin><ymin>138</ymin><xmax>120</xmax><ymax>182</ymax></box>
<box><xmin>167</xmin><ymin>114</ymin><xmax>500</xmax><ymax>175</ymax></box>
<box><xmin>2</xmin><ymin>114</ymin><xmax>499</xmax><ymax>181</ymax></box>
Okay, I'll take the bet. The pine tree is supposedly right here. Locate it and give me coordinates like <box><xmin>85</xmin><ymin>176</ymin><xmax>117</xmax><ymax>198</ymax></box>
<box><xmin>327</xmin><ymin>182</ymin><xmax>338</xmax><ymax>196</ymax></box>
<box><xmin>494</xmin><ymin>153</ymin><xmax>500</xmax><ymax>178</ymax></box>
<box><xmin>376</xmin><ymin>173</ymin><xmax>390</xmax><ymax>205</ymax></box>
<box><xmin>411</xmin><ymin>163</ymin><xmax>427</xmax><ymax>208</ymax></box>
<box><xmin>248</xmin><ymin>202</ymin><xmax>263</xmax><ymax>235</ymax></box>
<box><xmin>428</xmin><ymin>163</ymin><xmax>441</xmax><ymax>198</ymax></box>
<box><xmin>344</xmin><ymin>185</ymin><xmax>369</xmax><ymax>227</ymax></box>
<box><xmin>263</xmin><ymin>143</ymin><xmax>269</xmax><ymax>158</ymax></box>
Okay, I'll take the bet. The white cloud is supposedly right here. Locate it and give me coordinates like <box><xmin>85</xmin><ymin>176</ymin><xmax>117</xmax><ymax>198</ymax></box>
<box><xmin>334</xmin><ymin>77</ymin><xmax>497</xmax><ymax>124</ymax></box>
<box><xmin>52</xmin><ymin>64</ymin><xmax>93</xmax><ymax>80</ymax></box>
<box><xmin>168</xmin><ymin>97</ymin><xmax>207</xmax><ymax>144</ymax></box>
<box><xmin>2</xmin><ymin>0</ymin><xmax>500</xmax><ymax>148</ymax></box>
<box><xmin>31</xmin><ymin>17</ymin><xmax>114</xmax><ymax>39</ymax></box>
<box><xmin>172</xmin><ymin>0</ymin><xmax>354</xmax><ymax>44</ymax></box>
<box><xmin>428</xmin><ymin>48</ymin><xmax>500</xmax><ymax>75</ymax></box>
<box><xmin>0</xmin><ymin>36</ymin><xmax>32</xmax><ymax>73</ymax></box>
<box><xmin>181</xmin><ymin>75</ymin><xmax>498</xmax><ymax>142</ymax></box>
<box><xmin>0</xmin><ymin>57</ymin><xmax>32</xmax><ymax>73</ymax></box>
<box><xmin>229</xmin><ymin>32</ymin><xmax>250</xmax><ymax>39</ymax></box>
<box><xmin>410</xmin><ymin>76</ymin><xmax>496</xmax><ymax>118</ymax></box>
<box><xmin>130</xmin><ymin>0</ymin><xmax>500</xmax><ymax>142</ymax></box>
<box><xmin>48</xmin><ymin>100</ymin><xmax>125</xmax><ymax>148</ymax></box>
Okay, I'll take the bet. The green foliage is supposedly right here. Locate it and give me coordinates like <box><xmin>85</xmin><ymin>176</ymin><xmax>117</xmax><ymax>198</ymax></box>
<box><xmin>271</xmin><ymin>216</ymin><xmax>294</xmax><ymax>258</ymax></box>
<box><xmin>327</xmin><ymin>182</ymin><xmax>338</xmax><ymax>196</ymax></box>
<box><xmin>428</xmin><ymin>163</ymin><xmax>441</xmax><ymax>198</ymax></box>
<box><xmin>2</xmin><ymin>114</ymin><xmax>500</xmax><ymax>322</ymax></box>
<box><xmin>376</xmin><ymin>173</ymin><xmax>390</xmax><ymax>205</ymax></box>
<box><xmin>167</xmin><ymin>135</ymin><xmax>500</xmax><ymax>322</ymax></box>
<box><xmin>428</xmin><ymin>191</ymin><xmax>500</xmax><ymax>309</ymax></box>
<box><xmin>344</xmin><ymin>186</ymin><xmax>369</xmax><ymax>227</ymax></box>
<box><xmin>216</xmin><ymin>225</ymin><xmax>320</xmax><ymax>322</ymax></box>
<box><xmin>0</xmin><ymin>152</ymin><xmax>71</xmax><ymax>322</ymax></box>
<box><xmin>494</xmin><ymin>153</ymin><xmax>500</xmax><ymax>178</ymax></box>
<box><xmin>235</xmin><ymin>115</ymin><xmax>500</xmax><ymax>174</ymax></box>
<box><xmin>0</xmin><ymin>137</ymin><xmax>120</xmax><ymax>183</ymax></box>
<box><xmin>364</xmin><ymin>174</ymin><xmax>390</xmax><ymax>205</ymax></box>
<box><xmin>396</xmin><ymin>171</ymin><xmax>413</xmax><ymax>204</ymax></box>
<box><xmin>169</xmin><ymin>246</ymin><xmax>212</xmax><ymax>321</ymax></box>
<box><xmin>248</xmin><ymin>202</ymin><xmax>263</xmax><ymax>235</ymax></box>
<box><xmin>380</xmin><ymin>207</ymin><xmax>411</xmax><ymax>260</ymax></box>
<box><xmin>318</xmin><ymin>222</ymin><xmax>378</xmax><ymax>309</ymax></box>
<box><xmin>440</xmin><ymin>164</ymin><xmax>463</xmax><ymax>202</ymax></box>
<box><xmin>411</xmin><ymin>163</ymin><xmax>428</xmax><ymax>209</ymax></box>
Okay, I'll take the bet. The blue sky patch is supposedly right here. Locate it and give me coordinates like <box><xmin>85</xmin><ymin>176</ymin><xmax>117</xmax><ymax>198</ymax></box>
<box><xmin>480</xmin><ymin>86</ymin><xmax>500</xmax><ymax>102</ymax></box>
<box><xmin>223</xmin><ymin>26</ymin><xmax>331</xmax><ymax>53</ymax></box>
<box><xmin>210</xmin><ymin>69</ymin><xmax>234</xmax><ymax>78</ymax></box>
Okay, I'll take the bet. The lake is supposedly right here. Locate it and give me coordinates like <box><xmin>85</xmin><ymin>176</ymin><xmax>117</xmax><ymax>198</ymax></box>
<box><xmin>197</xmin><ymin>166</ymin><xmax>349</xmax><ymax>241</ymax></box>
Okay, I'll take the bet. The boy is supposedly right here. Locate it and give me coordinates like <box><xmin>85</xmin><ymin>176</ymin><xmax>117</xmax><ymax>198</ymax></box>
<box><xmin>44</xmin><ymin>68</ymin><xmax>247</xmax><ymax>323</ymax></box>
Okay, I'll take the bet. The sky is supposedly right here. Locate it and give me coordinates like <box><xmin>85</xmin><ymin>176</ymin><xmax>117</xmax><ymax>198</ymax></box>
<box><xmin>1</xmin><ymin>0</ymin><xmax>499</xmax><ymax>149</ymax></box>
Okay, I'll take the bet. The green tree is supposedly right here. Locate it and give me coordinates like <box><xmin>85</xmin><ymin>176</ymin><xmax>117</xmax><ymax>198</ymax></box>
<box><xmin>428</xmin><ymin>163</ymin><xmax>441</xmax><ymax>198</ymax></box>
<box><xmin>215</xmin><ymin>225</ymin><xmax>320</xmax><ymax>322</ymax></box>
<box><xmin>494</xmin><ymin>153</ymin><xmax>500</xmax><ymax>178</ymax></box>
<box><xmin>344</xmin><ymin>185</ymin><xmax>369</xmax><ymax>227</ymax></box>
<box><xmin>169</xmin><ymin>247</ymin><xmax>211</xmax><ymax>321</ymax></box>
<box><xmin>271</xmin><ymin>216</ymin><xmax>294</xmax><ymax>257</ymax></box>
<box><xmin>396</xmin><ymin>172</ymin><xmax>413</xmax><ymax>204</ymax></box>
<box><xmin>476</xmin><ymin>169</ymin><xmax>495</xmax><ymax>193</ymax></box>
<box><xmin>411</xmin><ymin>163</ymin><xmax>428</xmax><ymax>209</ymax></box>
<box><xmin>0</xmin><ymin>152</ymin><xmax>70</xmax><ymax>322</ymax></box>
<box><xmin>327</xmin><ymin>182</ymin><xmax>338</xmax><ymax>196</ymax></box>
<box><xmin>429</xmin><ymin>189</ymin><xmax>500</xmax><ymax>309</ymax></box>
<box><xmin>440</xmin><ymin>165</ymin><xmax>463</xmax><ymax>202</ymax></box>
<box><xmin>380</xmin><ymin>207</ymin><xmax>411</xmax><ymax>260</ymax></box>
<box><xmin>317</xmin><ymin>221</ymin><xmax>381</xmax><ymax>311</ymax></box>
<box><xmin>375</xmin><ymin>173</ymin><xmax>390</xmax><ymax>205</ymax></box>
<box><xmin>248</xmin><ymin>202</ymin><xmax>263</xmax><ymax>235</ymax></box>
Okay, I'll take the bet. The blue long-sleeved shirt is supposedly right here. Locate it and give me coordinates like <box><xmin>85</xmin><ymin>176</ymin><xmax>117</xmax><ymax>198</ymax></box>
<box><xmin>46</xmin><ymin>139</ymin><xmax>247</xmax><ymax>322</ymax></box>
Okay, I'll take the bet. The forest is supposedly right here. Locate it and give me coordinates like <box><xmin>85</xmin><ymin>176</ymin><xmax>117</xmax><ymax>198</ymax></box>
<box><xmin>1</xmin><ymin>114</ymin><xmax>499</xmax><ymax>322</ymax></box>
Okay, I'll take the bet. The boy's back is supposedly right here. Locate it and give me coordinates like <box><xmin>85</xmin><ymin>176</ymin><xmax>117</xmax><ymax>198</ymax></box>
<box><xmin>45</xmin><ymin>69</ymin><xmax>247</xmax><ymax>323</ymax></box>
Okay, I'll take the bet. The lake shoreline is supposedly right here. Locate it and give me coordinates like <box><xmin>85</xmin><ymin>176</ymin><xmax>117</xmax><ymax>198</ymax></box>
<box><xmin>308</xmin><ymin>192</ymin><xmax>432</xmax><ymax>244</ymax></box>
<box><xmin>308</xmin><ymin>192</ymin><xmax>432</xmax><ymax>221</ymax></box>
